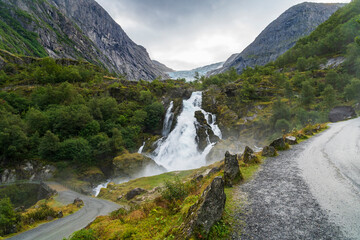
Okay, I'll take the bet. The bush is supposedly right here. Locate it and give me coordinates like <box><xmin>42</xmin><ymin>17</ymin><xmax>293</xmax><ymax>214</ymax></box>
<box><xmin>24</xmin><ymin>204</ymin><xmax>57</xmax><ymax>223</ymax></box>
<box><xmin>161</xmin><ymin>177</ymin><xmax>189</xmax><ymax>202</ymax></box>
<box><xmin>275</xmin><ymin>119</ymin><xmax>291</xmax><ymax>133</ymax></box>
<box><xmin>69</xmin><ymin>229</ymin><xmax>97</xmax><ymax>240</ymax></box>
<box><xmin>58</xmin><ymin>138</ymin><xmax>92</xmax><ymax>164</ymax></box>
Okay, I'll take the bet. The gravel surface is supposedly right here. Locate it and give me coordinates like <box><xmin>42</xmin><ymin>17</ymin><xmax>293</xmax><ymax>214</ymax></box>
<box><xmin>231</xmin><ymin>127</ymin><xmax>351</xmax><ymax>240</ymax></box>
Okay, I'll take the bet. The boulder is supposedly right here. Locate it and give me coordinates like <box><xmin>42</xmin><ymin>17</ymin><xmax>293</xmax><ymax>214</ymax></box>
<box><xmin>270</xmin><ymin>138</ymin><xmax>287</xmax><ymax>150</ymax></box>
<box><xmin>262</xmin><ymin>146</ymin><xmax>277</xmax><ymax>157</ymax></box>
<box><xmin>224</xmin><ymin>151</ymin><xmax>243</xmax><ymax>186</ymax></box>
<box><xmin>242</xmin><ymin>146</ymin><xmax>259</xmax><ymax>164</ymax></box>
<box><xmin>57</xmin><ymin>211</ymin><xmax>63</xmax><ymax>218</ymax></box>
<box><xmin>113</xmin><ymin>151</ymin><xmax>165</xmax><ymax>178</ymax></box>
<box><xmin>329</xmin><ymin>106</ymin><xmax>356</xmax><ymax>122</ymax></box>
<box><xmin>125</xmin><ymin>188</ymin><xmax>147</xmax><ymax>200</ymax></box>
<box><xmin>181</xmin><ymin>176</ymin><xmax>226</xmax><ymax>238</ymax></box>
<box><xmin>194</xmin><ymin>111</ymin><xmax>220</xmax><ymax>152</ymax></box>
<box><xmin>285</xmin><ymin>136</ymin><xmax>298</xmax><ymax>145</ymax></box>
<box><xmin>73</xmin><ymin>198</ymin><xmax>84</xmax><ymax>207</ymax></box>
<box><xmin>207</xmin><ymin>167</ymin><xmax>221</xmax><ymax>177</ymax></box>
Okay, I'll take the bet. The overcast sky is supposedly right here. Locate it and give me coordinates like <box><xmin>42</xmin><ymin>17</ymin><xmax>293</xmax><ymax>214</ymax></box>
<box><xmin>96</xmin><ymin>0</ymin><xmax>350</xmax><ymax>71</ymax></box>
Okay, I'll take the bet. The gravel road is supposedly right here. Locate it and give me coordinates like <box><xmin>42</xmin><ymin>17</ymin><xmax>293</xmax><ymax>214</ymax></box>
<box><xmin>8</xmin><ymin>182</ymin><xmax>121</xmax><ymax>240</ymax></box>
<box><xmin>232</xmin><ymin>117</ymin><xmax>360</xmax><ymax>240</ymax></box>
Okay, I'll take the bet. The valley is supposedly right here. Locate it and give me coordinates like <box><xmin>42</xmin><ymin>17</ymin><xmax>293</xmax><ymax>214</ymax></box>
<box><xmin>0</xmin><ymin>0</ymin><xmax>360</xmax><ymax>239</ymax></box>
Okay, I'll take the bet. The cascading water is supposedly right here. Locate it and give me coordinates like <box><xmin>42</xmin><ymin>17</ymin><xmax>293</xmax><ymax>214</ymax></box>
<box><xmin>138</xmin><ymin>142</ymin><xmax>146</xmax><ymax>153</ymax></box>
<box><xmin>152</xmin><ymin>91</ymin><xmax>222</xmax><ymax>171</ymax></box>
<box><xmin>162</xmin><ymin>101</ymin><xmax>174</xmax><ymax>137</ymax></box>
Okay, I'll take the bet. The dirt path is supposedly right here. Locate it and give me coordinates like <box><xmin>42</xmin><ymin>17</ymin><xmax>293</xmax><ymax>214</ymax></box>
<box><xmin>232</xmin><ymin>118</ymin><xmax>360</xmax><ymax>240</ymax></box>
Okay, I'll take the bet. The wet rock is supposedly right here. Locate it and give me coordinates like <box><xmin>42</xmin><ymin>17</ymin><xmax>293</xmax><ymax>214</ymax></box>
<box><xmin>57</xmin><ymin>211</ymin><xmax>63</xmax><ymax>218</ymax></box>
<box><xmin>113</xmin><ymin>151</ymin><xmax>165</xmax><ymax>178</ymax></box>
<box><xmin>181</xmin><ymin>176</ymin><xmax>226</xmax><ymax>238</ymax></box>
<box><xmin>125</xmin><ymin>188</ymin><xmax>147</xmax><ymax>200</ymax></box>
<box><xmin>329</xmin><ymin>106</ymin><xmax>356</xmax><ymax>122</ymax></box>
<box><xmin>285</xmin><ymin>136</ymin><xmax>298</xmax><ymax>145</ymax></box>
<box><xmin>270</xmin><ymin>138</ymin><xmax>287</xmax><ymax>150</ymax></box>
<box><xmin>207</xmin><ymin>167</ymin><xmax>221</xmax><ymax>177</ymax></box>
<box><xmin>262</xmin><ymin>146</ymin><xmax>277</xmax><ymax>157</ymax></box>
<box><xmin>224</xmin><ymin>151</ymin><xmax>243</xmax><ymax>187</ymax></box>
<box><xmin>194</xmin><ymin>111</ymin><xmax>220</xmax><ymax>152</ymax></box>
<box><xmin>73</xmin><ymin>198</ymin><xmax>84</xmax><ymax>207</ymax></box>
<box><xmin>243</xmin><ymin>146</ymin><xmax>259</xmax><ymax>164</ymax></box>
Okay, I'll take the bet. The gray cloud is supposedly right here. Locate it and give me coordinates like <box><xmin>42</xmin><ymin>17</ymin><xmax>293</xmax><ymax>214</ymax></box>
<box><xmin>96</xmin><ymin>0</ymin><xmax>350</xmax><ymax>70</ymax></box>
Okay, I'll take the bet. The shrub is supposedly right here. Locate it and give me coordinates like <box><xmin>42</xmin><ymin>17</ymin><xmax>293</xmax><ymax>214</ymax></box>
<box><xmin>0</xmin><ymin>197</ymin><xmax>19</xmax><ymax>236</ymax></box>
<box><xmin>161</xmin><ymin>178</ymin><xmax>189</xmax><ymax>202</ymax></box>
<box><xmin>69</xmin><ymin>229</ymin><xmax>97</xmax><ymax>240</ymax></box>
<box><xmin>275</xmin><ymin>119</ymin><xmax>291</xmax><ymax>133</ymax></box>
<box><xmin>23</xmin><ymin>204</ymin><xmax>56</xmax><ymax>223</ymax></box>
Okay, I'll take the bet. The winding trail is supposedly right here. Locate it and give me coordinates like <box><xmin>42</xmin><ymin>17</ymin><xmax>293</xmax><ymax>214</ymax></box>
<box><xmin>8</xmin><ymin>182</ymin><xmax>121</xmax><ymax>240</ymax></box>
<box><xmin>232</xmin><ymin>117</ymin><xmax>360</xmax><ymax>240</ymax></box>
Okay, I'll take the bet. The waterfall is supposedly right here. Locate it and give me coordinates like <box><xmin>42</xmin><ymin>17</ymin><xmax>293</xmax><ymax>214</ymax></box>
<box><xmin>162</xmin><ymin>101</ymin><xmax>174</xmax><ymax>136</ymax></box>
<box><xmin>152</xmin><ymin>91</ymin><xmax>222</xmax><ymax>171</ymax></box>
<box><xmin>137</xmin><ymin>142</ymin><xmax>146</xmax><ymax>153</ymax></box>
<box><xmin>94</xmin><ymin>180</ymin><xmax>110</xmax><ymax>197</ymax></box>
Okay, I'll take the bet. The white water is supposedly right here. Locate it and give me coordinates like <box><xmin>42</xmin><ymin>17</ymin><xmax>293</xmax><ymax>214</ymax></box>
<box><xmin>152</xmin><ymin>91</ymin><xmax>222</xmax><ymax>171</ymax></box>
<box><xmin>137</xmin><ymin>142</ymin><xmax>145</xmax><ymax>153</ymax></box>
<box><xmin>162</xmin><ymin>101</ymin><xmax>174</xmax><ymax>136</ymax></box>
<box><xmin>94</xmin><ymin>180</ymin><xmax>110</xmax><ymax>197</ymax></box>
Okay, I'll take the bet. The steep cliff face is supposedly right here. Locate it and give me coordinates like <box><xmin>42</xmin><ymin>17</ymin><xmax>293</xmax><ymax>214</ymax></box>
<box><xmin>210</xmin><ymin>2</ymin><xmax>345</xmax><ymax>75</ymax></box>
<box><xmin>0</xmin><ymin>0</ymin><xmax>166</xmax><ymax>80</ymax></box>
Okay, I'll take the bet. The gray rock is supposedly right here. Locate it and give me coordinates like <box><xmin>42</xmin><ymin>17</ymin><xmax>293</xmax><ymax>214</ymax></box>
<box><xmin>207</xmin><ymin>167</ymin><xmax>221</xmax><ymax>177</ymax></box>
<box><xmin>270</xmin><ymin>138</ymin><xmax>287</xmax><ymax>150</ymax></box>
<box><xmin>209</xmin><ymin>3</ymin><xmax>344</xmax><ymax>76</ymax></box>
<box><xmin>224</xmin><ymin>151</ymin><xmax>243</xmax><ymax>187</ymax></box>
<box><xmin>73</xmin><ymin>198</ymin><xmax>84</xmax><ymax>207</ymax></box>
<box><xmin>329</xmin><ymin>106</ymin><xmax>356</xmax><ymax>122</ymax></box>
<box><xmin>285</xmin><ymin>136</ymin><xmax>298</xmax><ymax>145</ymax></box>
<box><xmin>125</xmin><ymin>188</ymin><xmax>147</xmax><ymax>201</ymax></box>
<box><xmin>243</xmin><ymin>146</ymin><xmax>259</xmax><ymax>164</ymax></box>
<box><xmin>262</xmin><ymin>146</ymin><xmax>277</xmax><ymax>157</ymax></box>
<box><xmin>182</xmin><ymin>176</ymin><xmax>226</xmax><ymax>238</ymax></box>
<box><xmin>194</xmin><ymin>111</ymin><xmax>220</xmax><ymax>152</ymax></box>
<box><xmin>57</xmin><ymin>211</ymin><xmax>63</xmax><ymax>218</ymax></box>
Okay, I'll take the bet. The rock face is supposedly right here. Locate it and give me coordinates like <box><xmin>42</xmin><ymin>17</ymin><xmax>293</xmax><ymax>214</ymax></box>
<box><xmin>182</xmin><ymin>176</ymin><xmax>226</xmax><ymax>238</ymax></box>
<box><xmin>224</xmin><ymin>151</ymin><xmax>243</xmax><ymax>186</ymax></box>
<box><xmin>194</xmin><ymin>111</ymin><xmax>220</xmax><ymax>152</ymax></box>
<box><xmin>329</xmin><ymin>106</ymin><xmax>356</xmax><ymax>122</ymax></box>
<box><xmin>0</xmin><ymin>0</ymin><xmax>167</xmax><ymax>80</ymax></box>
<box><xmin>209</xmin><ymin>3</ymin><xmax>344</xmax><ymax>75</ymax></box>
<box><xmin>262</xmin><ymin>146</ymin><xmax>277</xmax><ymax>157</ymax></box>
<box><xmin>113</xmin><ymin>151</ymin><xmax>165</xmax><ymax>178</ymax></box>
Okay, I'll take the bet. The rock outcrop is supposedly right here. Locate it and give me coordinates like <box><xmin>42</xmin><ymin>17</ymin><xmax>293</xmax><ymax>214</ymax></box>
<box><xmin>113</xmin><ymin>151</ymin><xmax>165</xmax><ymax>178</ymax></box>
<box><xmin>194</xmin><ymin>111</ymin><xmax>220</xmax><ymax>152</ymax></box>
<box><xmin>181</xmin><ymin>176</ymin><xmax>226</xmax><ymax>238</ymax></box>
<box><xmin>224</xmin><ymin>151</ymin><xmax>242</xmax><ymax>186</ymax></box>
<box><xmin>209</xmin><ymin>3</ymin><xmax>344</xmax><ymax>75</ymax></box>
<box><xmin>270</xmin><ymin>138</ymin><xmax>288</xmax><ymax>151</ymax></box>
<box><xmin>125</xmin><ymin>188</ymin><xmax>147</xmax><ymax>200</ymax></box>
<box><xmin>329</xmin><ymin>106</ymin><xmax>356</xmax><ymax>122</ymax></box>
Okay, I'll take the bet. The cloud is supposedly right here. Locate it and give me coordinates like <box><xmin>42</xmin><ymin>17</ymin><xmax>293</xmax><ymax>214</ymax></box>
<box><xmin>96</xmin><ymin>0</ymin><xmax>351</xmax><ymax>70</ymax></box>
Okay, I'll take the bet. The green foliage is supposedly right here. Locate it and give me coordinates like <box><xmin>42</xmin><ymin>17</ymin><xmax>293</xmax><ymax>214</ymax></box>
<box><xmin>0</xmin><ymin>197</ymin><xmax>18</xmax><ymax>236</ymax></box>
<box><xmin>39</xmin><ymin>130</ymin><xmax>60</xmax><ymax>160</ymax></box>
<box><xmin>321</xmin><ymin>85</ymin><xmax>337</xmax><ymax>109</ymax></box>
<box><xmin>344</xmin><ymin>78</ymin><xmax>360</xmax><ymax>101</ymax></box>
<box><xmin>58</xmin><ymin>138</ymin><xmax>92</xmax><ymax>165</ymax></box>
<box><xmin>145</xmin><ymin>102</ymin><xmax>165</xmax><ymax>131</ymax></box>
<box><xmin>271</xmin><ymin>99</ymin><xmax>291</xmax><ymax>126</ymax></box>
<box><xmin>275</xmin><ymin>119</ymin><xmax>291</xmax><ymax>133</ymax></box>
<box><xmin>68</xmin><ymin>229</ymin><xmax>97</xmax><ymax>240</ymax></box>
<box><xmin>300</xmin><ymin>81</ymin><xmax>315</xmax><ymax>107</ymax></box>
<box><xmin>23</xmin><ymin>204</ymin><xmax>57</xmax><ymax>222</ymax></box>
<box><xmin>161</xmin><ymin>177</ymin><xmax>190</xmax><ymax>202</ymax></box>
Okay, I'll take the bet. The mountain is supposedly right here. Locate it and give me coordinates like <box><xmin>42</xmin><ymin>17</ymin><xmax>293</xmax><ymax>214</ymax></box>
<box><xmin>152</xmin><ymin>60</ymin><xmax>174</xmax><ymax>73</ymax></box>
<box><xmin>169</xmin><ymin>62</ymin><xmax>224</xmax><ymax>82</ymax></box>
<box><xmin>209</xmin><ymin>2</ymin><xmax>345</xmax><ymax>75</ymax></box>
<box><xmin>0</xmin><ymin>0</ymin><xmax>166</xmax><ymax>80</ymax></box>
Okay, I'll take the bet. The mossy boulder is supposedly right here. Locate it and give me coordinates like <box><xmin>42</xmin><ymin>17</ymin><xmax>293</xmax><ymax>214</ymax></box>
<box><xmin>113</xmin><ymin>151</ymin><xmax>165</xmax><ymax>178</ymax></box>
<box><xmin>242</xmin><ymin>146</ymin><xmax>260</xmax><ymax>164</ymax></box>
<box><xmin>224</xmin><ymin>151</ymin><xmax>243</xmax><ymax>186</ymax></box>
<box><xmin>270</xmin><ymin>138</ymin><xmax>288</xmax><ymax>151</ymax></box>
<box><xmin>181</xmin><ymin>176</ymin><xmax>226</xmax><ymax>238</ymax></box>
<box><xmin>262</xmin><ymin>146</ymin><xmax>277</xmax><ymax>157</ymax></box>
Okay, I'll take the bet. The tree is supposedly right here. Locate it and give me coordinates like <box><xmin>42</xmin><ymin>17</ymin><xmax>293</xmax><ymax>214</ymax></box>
<box><xmin>321</xmin><ymin>85</ymin><xmax>337</xmax><ymax>109</ymax></box>
<box><xmin>344</xmin><ymin>78</ymin><xmax>360</xmax><ymax>101</ymax></box>
<box><xmin>0</xmin><ymin>197</ymin><xmax>18</xmax><ymax>236</ymax></box>
<box><xmin>271</xmin><ymin>98</ymin><xmax>291</xmax><ymax>126</ymax></box>
<box><xmin>25</xmin><ymin>108</ymin><xmax>49</xmax><ymax>135</ymax></box>
<box><xmin>296</xmin><ymin>57</ymin><xmax>307</xmax><ymax>71</ymax></box>
<box><xmin>39</xmin><ymin>130</ymin><xmax>60</xmax><ymax>161</ymax></box>
<box><xmin>145</xmin><ymin>102</ymin><xmax>165</xmax><ymax>131</ymax></box>
<box><xmin>300</xmin><ymin>81</ymin><xmax>315</xmax><ymax>108</ymax></box>
<box><xmin>58</xmin><ymin>138</ymin><xmax>92</xmax><ymax>165</ymax></box>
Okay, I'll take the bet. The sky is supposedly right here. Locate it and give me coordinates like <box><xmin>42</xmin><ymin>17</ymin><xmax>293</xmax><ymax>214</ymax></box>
<box><xmin>96</xmin><ymin>0</ymin><xmax>351</xmax><ymax>71</ymax></box>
